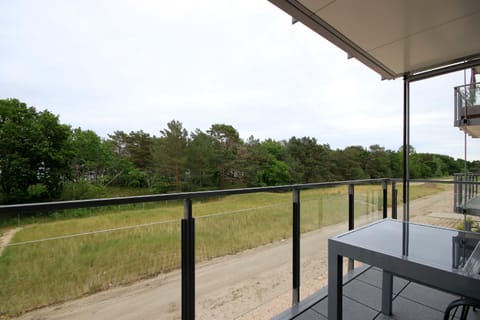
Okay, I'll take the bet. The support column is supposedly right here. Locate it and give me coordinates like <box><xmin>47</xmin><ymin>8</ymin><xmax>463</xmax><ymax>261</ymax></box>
<box><xmin>402</xmin><ymin>76</ymin><xmax>410</xmax><ymax>256</ymax></box>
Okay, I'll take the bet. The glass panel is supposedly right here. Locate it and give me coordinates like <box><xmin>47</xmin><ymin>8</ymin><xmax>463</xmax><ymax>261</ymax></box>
<box><xmin>195</xmin><ymin>192</ymin><xmax>291</xmax><ymax>320</ymax></box>
<box><xmin>300</xmin><ymin>186</ymin><xmax>349</xmax><ymax>299</ymax></box>
<box><xmin>0</xmin><ymin>203</ymin><xmax>182</xmax><ymax>319</ymax></box>
<box><xmin>408</xmin><ymin>182</ymin><xmax>459</xmax><ymax>229</ymax></box>
<box><xmin>452</xmin><ymin>174</ymin><xmax>480</xmax><ymax>232</ymax></box>
<box><xmin>455</xmin><ymin>83</ymin><xmax>480</xmax><ymax>110</ymax></box>
<box><xmin>354</xmin><ymin>184</ymin><xmax>383</xmax><ymax>228</ymax></box>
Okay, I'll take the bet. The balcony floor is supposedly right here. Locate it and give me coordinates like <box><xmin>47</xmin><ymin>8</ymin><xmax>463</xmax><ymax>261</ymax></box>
<box><xmin>274</xmin><ymin>266</ymin><xmax>480</xmax><ymax>320</ymax></box>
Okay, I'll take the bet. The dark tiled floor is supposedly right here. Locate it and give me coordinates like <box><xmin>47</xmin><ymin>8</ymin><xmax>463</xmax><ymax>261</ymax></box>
<box><xmin>274</xmin><ymin>266</ymin><xmax>480</xmax><ymax>320</ymax></box>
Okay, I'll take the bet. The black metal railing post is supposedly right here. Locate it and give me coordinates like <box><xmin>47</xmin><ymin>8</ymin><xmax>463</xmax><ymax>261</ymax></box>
<box><xmin>470</xmin><ymin>174</ymin><xmax>474</xmax><ymax>199</ymax></box>
<box><xmin>454</xmin><ymin>174</ymin><xmax>459</xmax><ymax>212</ymax></box>
<box><xmin>475</xmin><ymin>175</ymin><xmax>478</xmax><ymax>195</ymax></box>
<box><xmin>467</xmin><ymin>175</ymin><xmax>470</xmax><ymax>200</ymax></box>
<box><xmin>382</xmin><ymin>181</ymin><xmax>388</xmax><ymax>219</ymax></box>
<box><xmin>460</xmin><ymin>175</ymin><xmax>464</xmax><ymax>209</ymax></box>
<box><xmin>292</xmin><ymin>189</ymin><xmax>300</xmax><ymax>306</ymax></box>
<box><xmin>348</xmin><ymin>184</ymin><xmax>354</xmax><ymax>271</ymax></box>
<box><xmin>182</xmin><ymin>199</ymin><xmax>195</xmax><ymax>320</ymax></box>
<box><xmin>473</xmin><ymin>174</ymin><xmax>477</xmax><ymax>197</ymax></box>
<box><xmin>392</xmin><ymin>181</ymin><xmax>397</xmax><ymax>219</ymax></box>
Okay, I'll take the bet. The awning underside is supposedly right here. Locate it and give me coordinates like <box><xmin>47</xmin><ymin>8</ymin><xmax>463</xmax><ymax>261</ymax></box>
<box><xmin>268</xmin><ymin>0</ymin><xmax>480</xmax><ymax>80</ymax></box>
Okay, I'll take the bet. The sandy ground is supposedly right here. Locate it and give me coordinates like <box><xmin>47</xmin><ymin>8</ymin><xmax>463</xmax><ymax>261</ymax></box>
<box><xmin>0</xmin><ymin>228</ymin><xmax>20</xmax><ymax>256</ymax></box>
<box><xmin>8</xmin><ymin>188</ymin><xmax>472</xmax><ymax>320</ymax></box>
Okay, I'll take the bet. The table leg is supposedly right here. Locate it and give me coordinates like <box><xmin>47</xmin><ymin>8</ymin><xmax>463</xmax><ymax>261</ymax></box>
<box><xmin>328</xmin><ymin>241</ymin><xmax>343</xmax><ymax>320</ymax></box>
<box><xmin>382</xmin><ymin>270</ymin><xmax>393</xmax><ymax>315</ymax></box>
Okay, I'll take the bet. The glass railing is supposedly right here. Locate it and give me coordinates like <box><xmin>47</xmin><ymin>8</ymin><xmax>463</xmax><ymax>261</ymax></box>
<box><xmin>454</xmin><ymin>172</ymin><xmax>480</xmax><ymax>215</ymax></box>
<box><xmin>0</xmin><ymin>179</ymin><xmax>388</xmax><ymax>319</ymax></box>
<box><xmin>454</xmin><ymin>82</ymin><xmax>480</xmax><ymax>124</ymax></box>
<box><xmin>1</xmin><ymin>178</ymin><xmax>477</xmax><ymax>319</ymax></box>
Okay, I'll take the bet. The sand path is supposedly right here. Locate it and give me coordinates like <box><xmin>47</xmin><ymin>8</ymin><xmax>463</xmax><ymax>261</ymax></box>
<box><xmin>0</xmin><ymin>227</ymin><xmax>21</xmax><ymax>256</ymax></box>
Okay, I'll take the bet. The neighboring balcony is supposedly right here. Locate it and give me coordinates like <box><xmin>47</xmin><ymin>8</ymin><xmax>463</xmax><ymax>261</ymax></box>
<box><xmin>454</xmin><ymin>82</ymin><xmax>480</xmax><ymax>138</ymax></box>
<box><xmin>454</xmin><ymin>172</ymin><xmax>480</xmax><ymax>216</ymax></box>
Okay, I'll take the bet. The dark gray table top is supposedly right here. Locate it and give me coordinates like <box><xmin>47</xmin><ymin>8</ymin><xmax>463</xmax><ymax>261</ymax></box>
<box><xmin>332</xmin><ymin>219</ymin><xmax>480</xmax><ymax>274</ymax></box>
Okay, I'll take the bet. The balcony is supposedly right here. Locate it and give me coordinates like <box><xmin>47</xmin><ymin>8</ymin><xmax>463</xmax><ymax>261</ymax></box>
<box><xmin>1</xmin><ymin>178</ymin><xmax>479</xmax><ymax>320</ymax></box>
<box><xmin>275</xmin><ymin>265</ymin><xmax>480</xmax><ymax>320</ymax></box>
<box><xmin>454</xmin><ymin>173</ymin><xmax>480</xmax><ymax>216</ymax></box>
<box><xmin>454</xmin><ymin>83</ymin><xmax>480</xmax><ymax>138</ymax></box>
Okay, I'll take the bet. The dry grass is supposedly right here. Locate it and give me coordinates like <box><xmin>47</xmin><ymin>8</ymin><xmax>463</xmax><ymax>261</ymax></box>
<box><xmin>0</xmin><ymin>183</ymin><xmax>449</xmax><ymax>316</ymax></box>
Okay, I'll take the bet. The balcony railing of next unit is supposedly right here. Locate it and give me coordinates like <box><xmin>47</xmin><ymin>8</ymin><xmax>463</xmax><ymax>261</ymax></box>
<box><xmin>454</xmin><ymin>172</ymin><xmax>480</xmax><ymax>216</ymax></box>
<box><xmin>0</xmin><ymin>178</ymin><xmax>472</xmax><ymax>320</ymax></box>
<box><xmin>454</xmin><ymin>82</ymin><xmax>480</xmax><ymax>137</ymax></box>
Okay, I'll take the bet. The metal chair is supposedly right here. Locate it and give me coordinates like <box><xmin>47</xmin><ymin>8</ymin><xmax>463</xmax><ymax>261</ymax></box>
<box><xmin>444</xmin><ymin>297</ymin><xmax>480</xmax><ymax>319</ymax></box>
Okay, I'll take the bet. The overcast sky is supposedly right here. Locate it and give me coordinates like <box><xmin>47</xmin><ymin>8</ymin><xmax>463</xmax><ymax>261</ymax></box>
<box><xmin>1</xmin><ymin>0</ymin><xmax>479</xmax><ymax>161</ymax></box>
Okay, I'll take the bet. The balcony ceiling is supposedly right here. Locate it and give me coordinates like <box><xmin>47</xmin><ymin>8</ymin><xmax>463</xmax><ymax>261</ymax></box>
<box><xmin>268</xmin><ymin>0</ymin><xmax>480</xmax><ymax>79</ymax></box>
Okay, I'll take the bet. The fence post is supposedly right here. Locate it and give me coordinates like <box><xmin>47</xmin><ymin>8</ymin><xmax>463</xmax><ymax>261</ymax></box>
<box><xmin>292</xmin><ymin>189</ymin><xmax>300</xmax><ymax>306</ymax></box>
<box><xmin>348</xmin><ymin>184</ymin><xmax>354</xmax><ymax>271</ymax></box>
<box><xmin>182</xmin><ymin>199</ymin><xmax>195</xmax><ymax>320</ymax></box>
<box><xmin>382</xmin><ymin>181</ymin><xmax>388</xmax><ymax>219</ymax></box>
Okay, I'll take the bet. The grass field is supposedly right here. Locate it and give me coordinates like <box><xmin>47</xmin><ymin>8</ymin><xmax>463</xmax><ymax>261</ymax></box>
<box><xmin>0</xmin><ymin>182</ymin><xmax>450</xmax><ymax>316</ymax></box>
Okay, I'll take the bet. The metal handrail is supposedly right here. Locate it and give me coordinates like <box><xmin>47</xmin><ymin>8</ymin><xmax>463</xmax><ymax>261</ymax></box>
<box><xmin>0</xmin><ymin>178</ymin><xmax>391</xmax><ymax>214</ymax></box>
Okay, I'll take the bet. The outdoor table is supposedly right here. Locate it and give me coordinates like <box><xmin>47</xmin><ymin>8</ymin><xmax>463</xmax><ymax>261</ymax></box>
<box><xmin>328</xmin><ymin>219</ymin><xmax>480</xmax><ymax>319</ymax></box>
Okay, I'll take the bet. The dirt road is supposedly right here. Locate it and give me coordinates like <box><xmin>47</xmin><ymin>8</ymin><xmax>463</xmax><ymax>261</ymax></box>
<box><xmin>14</xmin><ymin>189</ymin><xmax>464</xmax><ymax>320</ymax></box>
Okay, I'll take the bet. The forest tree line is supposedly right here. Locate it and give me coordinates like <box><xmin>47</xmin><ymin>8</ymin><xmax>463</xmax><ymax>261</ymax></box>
<box><xmin>1</xmin><ymin>98</ymin><xmax>478</xmax><ymax>204</ymax></box>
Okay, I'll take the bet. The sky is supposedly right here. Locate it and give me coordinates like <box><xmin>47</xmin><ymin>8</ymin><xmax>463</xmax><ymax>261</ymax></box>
<box><xmin>0</xmin><ymin>0</ymin><xmax>479</xmax><ymax>161</ymax></box>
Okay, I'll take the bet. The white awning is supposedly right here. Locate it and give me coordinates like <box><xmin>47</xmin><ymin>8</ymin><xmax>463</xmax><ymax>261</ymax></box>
<box><xmin>268</xmin><ymin>0</ymin><xmax>480</xmax><ymax>79</ymax></box>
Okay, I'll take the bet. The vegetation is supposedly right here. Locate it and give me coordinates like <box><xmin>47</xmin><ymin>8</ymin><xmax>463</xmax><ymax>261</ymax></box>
<box><xmin>1</xmin><ymin>98</ymin><xmax>477</xmax><ymax>206</ymax></box>
<box><xmin>456</xmin><ymin>216</ymin><xmax>480</xmax><ymax>232</ymax></box>
<box><xmin>0</xmin><ymin>98</ymin><xmax>470</xmax><ymax>317</ymax></box>
<box><xmin>0</xmin><ymin>99</ymin><xmax>71</xmax><ymax>203</ymax></box>
<box><xmin>0</xmin><ymin>182</ymin><xmax>448</xmax><ymax>316</ymax></box>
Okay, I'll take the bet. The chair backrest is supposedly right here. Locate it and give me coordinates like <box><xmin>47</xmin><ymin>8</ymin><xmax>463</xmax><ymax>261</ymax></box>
<box><xmin>463</xmin><ymin>241</ymin><xmax>480</xmax><ymax>276</ymax></box>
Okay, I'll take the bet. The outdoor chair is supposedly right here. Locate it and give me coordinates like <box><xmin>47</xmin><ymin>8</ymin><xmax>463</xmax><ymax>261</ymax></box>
<box><xmin>443</xmin><ymin>297</ymin><xmax>480</xmax><ymax>320</ymax></box>
<box><xmin>444</xmin><ymin>239</ymin><xmax>480</xmax><ymax>320</ymax></box>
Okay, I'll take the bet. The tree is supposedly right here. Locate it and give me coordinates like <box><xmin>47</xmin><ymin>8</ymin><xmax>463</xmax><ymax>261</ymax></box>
<box><xmin>207</xmin><ymin>124</ymin><xmax>244</xmax><ymax>188</ymax></box>
<box><xmin>125</xmin><ymin>130</ymin><xmax>153</xmax><ymax>170</ymax></box>
<box><xmin>0</xmin><ymin>99</ymin><xmax>71</xmax><ymax>203</ymax></box>
<box><xmin>364</xmin><ymin>144</ymin><xmax>392</xmax><ymax>178</ymax></box>
<box><xmin>186</xmin><ymin>129</ymin><xmax>217</xmax><ymax>189</ymax></box>
<box><xmin>336</xmin><ymin>146</ymin><xmax>368</xmax><ymax>180</ymax></box>
<box><xmin>151</xmin><ymin>120</ymin><xmax>188</xmax><ymax>192</ymax></box>
<box><xmin>285</xmin><ymin>137</ymin><xmax>332</xmax><ymax>183</ymax></box>
<box><xmin>70</xmin><ymin>128</ymin><xmax>113</xmax><ymax>183</ymax></box>
<box><xmin>243</xmin><ymin>136</ymin><xmax>268</xmax><ymax>186</ymax></box>
<box><xmin>108</xmin><ymin>130</ymin><xmax>129</xmax><ymax>157</ymax></box>
<box><xmin>387</xmin><ymin>149</ymin><xmax>402</xmax><ymax>178</ymax></box>
<box><xmin>105</xmin><ymin>130</ymin><xmax>154</xmax><ymax>188</ymax></box>
<box><xmin>244</xmin><ymin>138</ymin><xmax>290</xmax><ymax>186</ymax></box>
